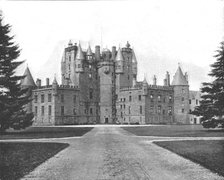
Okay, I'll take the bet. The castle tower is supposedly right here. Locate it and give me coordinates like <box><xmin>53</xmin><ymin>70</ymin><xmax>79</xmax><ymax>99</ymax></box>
<box><xmin>172</xmin><ymin>64</ymin><xmax>190</xmax><ymax>124</ymax></box>
<box><xmin>98</xmin><ymin>47</ymin><xmax>116</xmax><ymax>123</ymax></box>
<box><xmin>21</xmin><ymin>66</ymin><xmax>36</xmax><ymax>113</ymax></box>
<box><xmin>115</xmin><ymin>42</ymin><xmax>135</xmax><ymax>91</ymax></box>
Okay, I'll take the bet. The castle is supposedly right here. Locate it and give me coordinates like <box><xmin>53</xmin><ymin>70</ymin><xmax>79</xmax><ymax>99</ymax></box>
<box><xmin>21</xmin><ymin>41</ymin><xmax>201</xmax><ymax>125</ymax></box>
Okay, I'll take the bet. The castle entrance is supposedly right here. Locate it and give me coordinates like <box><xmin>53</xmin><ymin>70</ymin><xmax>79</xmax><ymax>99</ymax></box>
<box><xmin>105</xmin><ymin>118</ymin><xmax>109</xmax><ymax>124</ymax></box>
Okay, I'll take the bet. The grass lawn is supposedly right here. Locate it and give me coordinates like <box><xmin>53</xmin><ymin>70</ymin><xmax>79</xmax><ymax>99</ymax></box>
<box><xmin>122</xmin><ymin>125</ymin><xmax>224</xmax><ymax>137</ymax></box>
<box><xmin>0</xmin><ymin>142</ymin><xmax>69</xmax><ymax>180</ymax></box>
<box><xmin>154</xmin><ymin>140</ymin><xmax>224</xmax><ymax>177</ymax></box>
<box><xmin>0</xmin><ymin>127</ymin><xmax>93</xmax><ymax>139</ymax></box>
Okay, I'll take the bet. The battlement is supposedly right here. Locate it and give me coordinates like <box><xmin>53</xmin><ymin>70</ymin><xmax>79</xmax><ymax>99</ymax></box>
<box><xmin>148</xmin><ymin>84</ymin><xmax>173</xmax><ymax>91</ymax></box>
<box><xmin>34</xmin><ymin>84</ymin><xmax>79</xmax><ymax>91</ymax></box>
<box><xmin>120</xmin><ymin>86</ymin><xmax>142</xmax><ymax>92</ymax></box>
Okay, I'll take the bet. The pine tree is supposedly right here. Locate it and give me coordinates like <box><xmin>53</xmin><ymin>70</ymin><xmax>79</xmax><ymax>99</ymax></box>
<box><xmin>0</xmin><ymin>14</ymin><xmax>33</xmax><ymax>133</ymax></box>
<box><xmin>192</xmin><ymin>41</ymin><xmax>224</xmax><ymax>128</ymax></box>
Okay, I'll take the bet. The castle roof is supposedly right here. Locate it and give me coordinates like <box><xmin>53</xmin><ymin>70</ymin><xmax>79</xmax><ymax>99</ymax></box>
<box><xmin>132</xmin><ymin>49</ymin><xmax>137</xmax><ymax>63</ymax></box>
<box><xmin>21</xmin><ymin>66</ymin><xmax>36</xmax><ymax>87</ymax></box>
<box><xmin>86</xmin><ymin>44</ymin><xmax>93</xmax><ymax>56</ymax></box>
<box><xmin>52</xmin><ymin>76</ymin><xmax>58</xmax><ymax>85</ymax></box>
<box><xmin>172</xmin><ymin>65</ymin><xmax>188</xmax><ymax>86</ymax></box>
<box><xmin>115</xmin><ymin>47</ymin><xmax>123</xmax><ymax>61</ymax></box>
<box><xmin>76</xmin><ymin>43</ymin><xmax>84</xmax><ymax>60</ymax></box>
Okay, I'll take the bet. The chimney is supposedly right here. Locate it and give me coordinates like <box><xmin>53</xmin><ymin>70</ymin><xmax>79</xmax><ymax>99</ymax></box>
<box><xmin>166</xmin><ymin>71</ymin><xmax>170</xmax><ymax>86</ymax></box>
<box><xmin>36</xmin><ymin>78</ymin><xmax>41</xmax><ymax>87</ymax></box>
<box><xmin>46</xmin><ymin>78</ymin><xmax>49</xmax><ymax>86</ymax></box>
<box><xmin>95</xmin><ymin>45</ymin><xmax>101</xmax><ymax>61</ymax></box>
<box><xmin>111</xmin><ymin>46</ymin><xmax>116</xmax><ymax>60</ymax></box>
<box><xmin>153</xmin><ymin>75</ymin><xmax>157</xmax><ymax>85</ymax></box>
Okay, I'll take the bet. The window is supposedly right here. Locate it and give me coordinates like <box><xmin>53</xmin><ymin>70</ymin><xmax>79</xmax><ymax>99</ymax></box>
<box><xmin>73</xmin><ymin>108</ymin><xmax>76</xmax><ymax>115</ymax></box>
<box><xmin>196</xmin><ymin>99</ymin><xmax>198</xmax><ymax>105</ymax></box>
<box><xmin>41</xmin><ymin>106</ymin><xmax>44</xmax><ymax>116</ymax></box>
<box><xmin>61</xmin><ymin>106</ymin><xmax>64</xmax><ymax>116</ymax></box>
<box><xmin>182</xmin><ymin>108</ymin><xmax>184</xmax><ymax>113</ymax></box>
<box><xmin>169</xmin><ymin>96</ymin><xmax>172</xmax><ymax>103</ymax></box>
<box><xmin>90</xmin><ymin>108</ymin><xmax>93</xmax><ymax>115</ymax></box>
<box><xmin>35</xmin><ymin>106</ymin><xmax>38</xmax><ymax>115</ymax></box>
<box><xmin>158</xmin><ymin>106</ymin><xmax>161</xmax><ymax>114</ymax></box>
<box><xmin>89</xmin><ymin>88</ymin><xmax>93</xmax><ymax>99</ymax></box>
<box><xmin>124</xmin><ymin>104</ymin><xmax>126</xmax><ymax>109</ymax></box>
<box><xmin>48</xmin><ymin>94</ymin><xmax>51</xmax><ymax>102</ymax></box>
<box><xmin>34</xmin><ymin>95</ymin><xmax>38</xmax><ymax>103</ymax></box>
<box><xmin>48</xmin><ymin>105</ymin><xmax>51</xmax><ymax>116</ymax></box>
<box><xmin>138</xmin><ymin>95</ymin><xmax>141</xmax><ymax>101</ymax></box>
<box><xmin>89</xmin><ymin>73</ymin><xmax>92</xmax><ymax>79</ymax></box>
<box><xmin>73</xmin><ymin>95</ymin><xmax>76</xmax><ymax>103</ymax></box>
<box><xmin>150</xmin><ymin>106</ymin><xmax>154</xmax><ymax>114</ymax></box>
<box><xmin>140</xmin><ymin>106</ymin><xmax>142</xmax><ymax>114</ymax></box>
<box><xmin>41</xmin><ymin>94</ymin><xmax>44</xmax><ymax>103</ymax></box>
<box><xmin>150</xmin><ymin>94</ymin><xmax>153</xmax><ymax>102</ymax></box>
<box><xmin>168</xmin><ymin>106</ymin><xmax>172</xmax><ymax>115</ymax></box>
<box><xmin>163</xmin><ymin>109</ymin><xmax>165</xmax><ymax>115</ymax></box>
<box><xmin>189</xmin><ymin>99</ymin><xmax>191</xmax><ymax>104</ymax></box>
<box><xmin>121</xmin><ymin>112</ymin><xmax>123</xmax><ymax>118</ymax></box>
<box><xmin>124</xmin><ymin>98</ymin><xmax>126</xmax><ymax>102</ymax></box>
<box><xmin>129</xmin><ymin>96</ymin><xmax>132</xmax><ymax>102</ymax></box>
<box><xmin>163</xmin><ymin>97</ymin><xmax>166</xmax><ymax>103</ymax></box>
<box><xmin>120</xmin><ymin>105</ymin><xmax>122</xmax><ymax>109</ymax></box>
<box><xmin>182</xmin><ymin>97</ymin><xmax>184</xmax><ymax>101</ymax></box>
<box><xmin>129</xmin><ymin>106</ymin><xmax>131</xmax><ymax>114</ymax></box>
<box><xmin>158</xmin><ymin>95</ymin><xmax>161</xmax><ymax>102</ymax></box>
<box><xmin>61</xmin><ymin>94</ymin><xmax>64</xmax><ymax>103</ymax></box>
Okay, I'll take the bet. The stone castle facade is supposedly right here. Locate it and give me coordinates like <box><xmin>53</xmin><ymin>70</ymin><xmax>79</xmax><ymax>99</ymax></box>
<box><xmin>22</xmin><ymin>41</ymin><xmax>201</xmax><ymax>125</ymax></box>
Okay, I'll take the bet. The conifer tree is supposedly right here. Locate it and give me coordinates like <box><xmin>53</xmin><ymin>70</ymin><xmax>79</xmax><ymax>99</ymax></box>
<box><xmin>192</xmin><ymin>41</ymin><xmax>224</xmax><ymax>128</ymax></box>
<box><xmin>0</xmin><ymin>14</ymin><xmax>33</xmax><ymax>133</ymax></box>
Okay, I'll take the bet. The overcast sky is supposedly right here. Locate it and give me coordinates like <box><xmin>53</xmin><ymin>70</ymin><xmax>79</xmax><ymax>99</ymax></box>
<box><xmin>0</xmin><ymin>0</ymin><xmax>223</xmax><ymax>90</ymax></box>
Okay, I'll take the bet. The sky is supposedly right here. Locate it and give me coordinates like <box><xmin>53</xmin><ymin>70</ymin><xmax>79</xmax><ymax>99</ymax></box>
<box><xmin>0</xmin><ymin>0</ymin><xmax>223</xmax><ymax>90</ymax></box>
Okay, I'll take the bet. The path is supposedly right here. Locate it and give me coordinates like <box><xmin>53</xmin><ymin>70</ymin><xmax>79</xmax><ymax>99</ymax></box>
<box><xmin>18</xmin><ymin>126</ymin><xmax>224</xmax><ymax>180</ymax></box>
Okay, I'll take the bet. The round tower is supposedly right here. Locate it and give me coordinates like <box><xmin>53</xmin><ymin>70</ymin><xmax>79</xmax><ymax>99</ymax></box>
<box><xmin>172</xmin><ymin>64</ymin><xmax>190</xmax><ymax>124</ymax></box>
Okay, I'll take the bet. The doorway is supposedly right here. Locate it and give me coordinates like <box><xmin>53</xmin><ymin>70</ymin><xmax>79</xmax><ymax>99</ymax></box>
<box><xmin>105</xmin><ymin>118</ymin><xmax>109</xmax><ymax>124</ymax></box>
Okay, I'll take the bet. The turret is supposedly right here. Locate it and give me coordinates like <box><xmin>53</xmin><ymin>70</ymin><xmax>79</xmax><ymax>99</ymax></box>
<box><xmin>153</xmin><ymin>75</ymin><xmax>157</xmax><ymax>86</ymax></box>
<box><xmin>172</xmin><ymin>64</ymin><xmax>190</xmax><ymax>124</ymax></box>
<box><xmin>21</xmin><ymin>66</ymin><xmax>36</xmax><ymax>88</ymax></box>
<box><xmin>115</xmin><ymin>47</ymin><xmax>124</xmax><ymax>74</ymax></box>
<box><xmin>86</xmin><ymin>44</ymin><xmax>93</xmax><ymax>61</ymax></box>
<box><xmin>75</xmin><ymin>43</ymin><xmax>84</xmax><ymax>73</ymax></box>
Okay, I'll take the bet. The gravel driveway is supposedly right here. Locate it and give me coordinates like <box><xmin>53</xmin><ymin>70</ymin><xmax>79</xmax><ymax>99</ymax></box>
<box><xmin>21</xmin><ymin>126</ymin><xmax>224</xmax><ymax>180</ymax></box>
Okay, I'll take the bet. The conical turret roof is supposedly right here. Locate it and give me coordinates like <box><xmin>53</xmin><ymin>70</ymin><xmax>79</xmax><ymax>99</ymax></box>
<box><xmin>76</xmin><ymin>43</ymin><xmax>84</xmax><ymax>60</ymax></box>
<box><xmin>52</xmin><ymin>76</ymin><xmax>58</xmax><ymax>85</ymax></box>
<box><xmin>115</xmin><ymin>47</ymin><xmax>123</xmax><ymax>61</ymax></box>
<box><xmin>172</xmin><ymin>65</ymin><xmax>188</xmax><ymax>86</ymax></box>
<box><xmin>132</xmin><ymin>49</ymin><xmax>137</xmax><ymax>63</ymax></box>
<box><xmin>21</xmin><ymin>66</ymin><xmax>36</xmax><ymax>87</ymax></box>
<box><xmin>86</xmin><ymin>44</ymin><xmax>92</xmax><ymax>56</ymax></box>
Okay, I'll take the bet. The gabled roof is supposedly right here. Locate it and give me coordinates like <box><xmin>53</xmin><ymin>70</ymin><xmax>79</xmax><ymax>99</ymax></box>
<box><xmin>76</xmin><ymin>43</ymin><xmax>84</xmax><ymax>60</ymax></box>
<box><xmin>132</xmin><ymin>49</ymin><xmax>137</xmax><ymax>63</ymax></box>
<box><xmin>115</xmin><ymin>47</ymin><xmax>123</xmax><ymax>61</ymax></box>
<box><xmin>172</xmin><ymin>66</ymin><xmax>188</xmax><ymax>86</ymax></box>
<box><xmin>21</xmin><ymin>67</ymin><xmax>36</xmax><ymax>87</ymax></box>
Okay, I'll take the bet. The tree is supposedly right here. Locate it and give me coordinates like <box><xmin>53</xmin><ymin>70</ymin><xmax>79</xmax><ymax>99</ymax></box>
<box><xmin>192</xmin><ymin>41</ymin><xmax>224</xmax><ymax>128</ymax></box>
<box><xmin>0</xmin><ymin>14</ymin><xmax>33</xmax><ymax>133</ymax></box>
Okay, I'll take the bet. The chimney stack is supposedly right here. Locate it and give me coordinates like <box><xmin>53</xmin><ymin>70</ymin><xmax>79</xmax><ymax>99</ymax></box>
<box><xmin>111</xmin><ymin>46</ymin><xmax>116</xmax><ymax>60</ymax></box>
<box><xmin>36</xmin><ymin>79</ymin><xmax>41</xmax><ymax>87</ymax></box>
<box><xmin>95</xmin><ymin>45</ymin><xmax>101</xmax><ymax>61</ymax></box>
<box><xmin>166</xmin><ymin>71</ymin><xmax>170</xmax><ymax>86</ymax></box>
<box><xmin>46</xmin><ymin>78</ymin><xmax>49</xmax><ymax>86</ymax></box>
